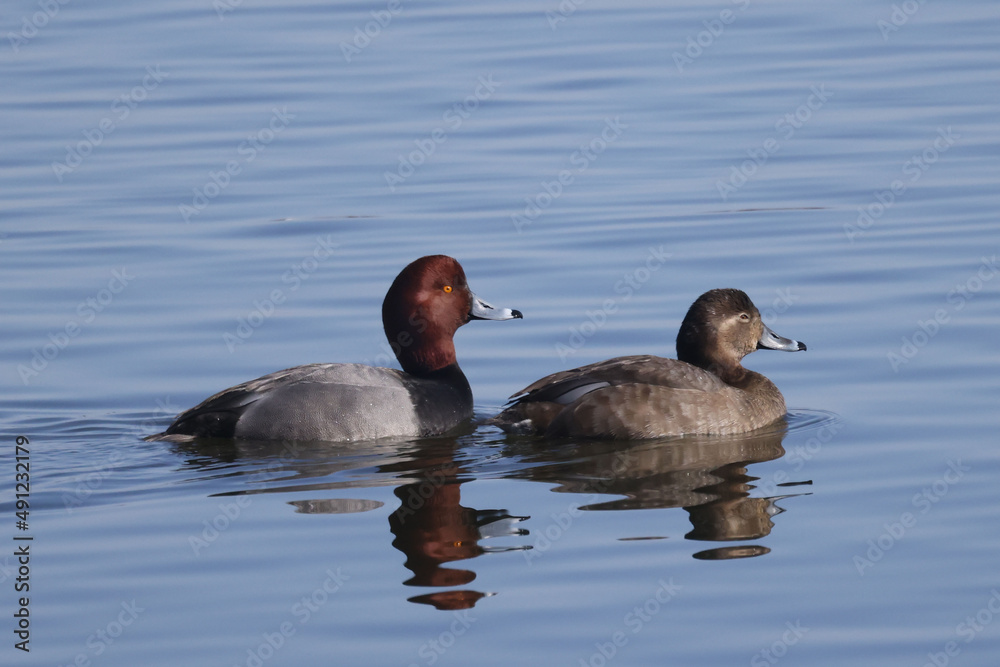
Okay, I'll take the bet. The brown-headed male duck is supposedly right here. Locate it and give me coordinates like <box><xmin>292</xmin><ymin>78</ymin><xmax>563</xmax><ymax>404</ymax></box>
<box><xmin>151</xmin><ymin>255</ymin><xmax>522</xmax><ymax>442</ymax></box>
<box><xmin>491</xmin><ymin>288</ymin><xmax>805</xmax><ymax>439</ymax></box>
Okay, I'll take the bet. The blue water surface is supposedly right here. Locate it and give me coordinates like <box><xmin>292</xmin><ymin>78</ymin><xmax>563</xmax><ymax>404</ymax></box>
<box><xmin>2</xmin><ymin>0</ymin><xmax>1000</xmax><ymax>665</ymax></box>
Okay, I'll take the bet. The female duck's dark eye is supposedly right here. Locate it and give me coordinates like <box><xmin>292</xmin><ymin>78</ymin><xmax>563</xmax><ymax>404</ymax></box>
<box><xmin>740</xmin><ymin>313</ymin><xmax>749</xmax><ymax>321</ymax></box>
<box><xmin>443</xmin><ymin>285</ymin><xmax>453</xmax><ymax>293</ymax></box>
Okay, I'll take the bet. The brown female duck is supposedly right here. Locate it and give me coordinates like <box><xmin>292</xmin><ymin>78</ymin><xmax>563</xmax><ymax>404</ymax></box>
<box><xmin>492</xmin><ymin>289</ymin><xmax>805</xmax><ymax>439</ymax></box>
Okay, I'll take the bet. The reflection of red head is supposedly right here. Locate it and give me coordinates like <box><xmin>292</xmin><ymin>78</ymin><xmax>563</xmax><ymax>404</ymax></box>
<box><xmin>390</xmin><ymin>480</ymin><xmax>483</xmax><ymax>588</ymax></box>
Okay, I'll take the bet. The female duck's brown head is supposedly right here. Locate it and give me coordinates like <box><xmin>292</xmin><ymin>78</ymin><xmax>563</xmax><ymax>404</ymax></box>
<box><xmin>676</xmin><ymin>288</ymin><xmax>805</xmax><ymax>383</ymax></box>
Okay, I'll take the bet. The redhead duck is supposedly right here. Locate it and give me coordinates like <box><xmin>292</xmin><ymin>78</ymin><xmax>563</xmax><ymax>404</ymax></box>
<box><xmin>152</xmin><ymin>255</ymin><xmax>522</xmax><ymax>442</ymax></box>
<box><xmin>491</xmin><ymin>289</ymin><xmax>804</xmax><ymax>439</ymax></box>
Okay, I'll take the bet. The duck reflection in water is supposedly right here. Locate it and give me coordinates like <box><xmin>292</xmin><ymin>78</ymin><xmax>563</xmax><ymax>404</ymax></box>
<box><xmin>382</xmin><ymin>443</ymin><xmax>528</xmax><ymax>610</ymax></box>
<box><xmin>166</xmin><ymin>420</ymin><xmax>809</xmax><ymax>617</ymax></box>
<box><xmin>167</xmin><ymin>434</ymin><xmax>528</xmax><ymax>610</ymax></box>
<box><xmin>505</xmin><ymin>420</ymin><xmax>809</xmax><ymax>560</ymax></box>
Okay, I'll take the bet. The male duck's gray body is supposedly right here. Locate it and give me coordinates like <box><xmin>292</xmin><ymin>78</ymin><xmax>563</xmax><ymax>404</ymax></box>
<box><xmin>152</xmin><ymin>255</ymin><xmax>521</xmax><ymax>443</ymax></box>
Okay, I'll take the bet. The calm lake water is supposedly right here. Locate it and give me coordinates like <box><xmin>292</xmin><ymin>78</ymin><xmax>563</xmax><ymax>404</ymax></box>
<box><xmin>3</xmin><ymin>0</ymin><xmax>1000</xmax><ymax>665</ymax></box>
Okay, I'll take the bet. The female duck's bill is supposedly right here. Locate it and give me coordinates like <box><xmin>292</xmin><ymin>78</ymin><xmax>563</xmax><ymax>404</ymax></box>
<box><xmin>758</xmin><ymin>324</ymin><xmax>807</xmax><ymax>352</ymax></box>
<box><xmin>150</xmin><ymin>255</ymin><xmax>521</xmax><ymax>443</ymax></box>
<box><xmin>491</xmin><ymin>288</ymin><xmax>806</xmax><ymax>440</ymax></box>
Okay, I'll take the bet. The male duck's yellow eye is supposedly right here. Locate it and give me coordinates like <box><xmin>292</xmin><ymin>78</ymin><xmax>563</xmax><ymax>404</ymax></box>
<box><xmin>443</xmin><ymin>285</ymin><xmax>453</xmax><ymax>293</ymax></box>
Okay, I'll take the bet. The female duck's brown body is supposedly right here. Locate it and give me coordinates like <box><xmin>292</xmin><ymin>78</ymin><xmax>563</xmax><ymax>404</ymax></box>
<box><xmin>492</xmin><ymin>289</ymin><xmax>806</xmax><ymax>439</ymax></box>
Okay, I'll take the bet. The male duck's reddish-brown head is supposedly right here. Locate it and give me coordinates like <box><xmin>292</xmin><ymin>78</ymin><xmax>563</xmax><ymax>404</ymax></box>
<box><xmin>382</xmin><ymin>255</ymin><xmax>522</xmax><ymax>375</ymax></box>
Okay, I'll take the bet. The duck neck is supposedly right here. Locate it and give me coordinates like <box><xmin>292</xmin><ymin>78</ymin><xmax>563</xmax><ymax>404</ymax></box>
<box><xmin>703</xmin><ymin>361</ymin><xmax>749</xmax><ymax>388</ymax></box>
<box><xmin>678</xmin><ymin>340</ymin><xmax>750</xmax><ymax>388</ymax></box>
<box><xmin>383</xmin><ymin>314</ymin><xmax>459</xmax><ymax>376</ymax></box>
<box><xmin>419</xmin><ymin>363</ymin><xmax>471</xmax><ymax>393</ymax></box>
<box><xmin>398</xmin><ymin>335</ymin><xmax>457</xmax><ymax>376</ymax></box>
<box><xmin>407</xmin><ymin>362</ymin><xmax>474</xmax><ymax>421</ymax></box>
